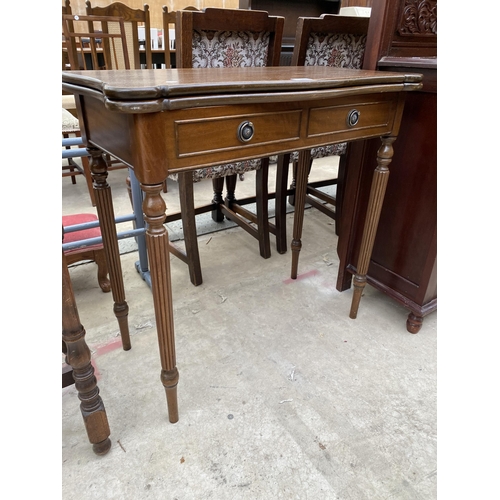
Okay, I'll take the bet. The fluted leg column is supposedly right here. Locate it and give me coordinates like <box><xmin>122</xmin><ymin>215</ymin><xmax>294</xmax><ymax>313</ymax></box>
<box><xmin>63</xmin><ymin>250</ymin><xmax>111</xmax><ymax>455</ymax></box>
<box><xmin>141</xmin><ymin>183</ymin><xmax>179</xmax><ymax>423</ymax></box>
<box><xmin>290</xmin><ymin>149</ymin><xmax>311</xmax><ymax>279</ymax></box>
<box><xmin>350</xmin><ymin>136</ymin><xmax>395</xmax><ymax>319</ymax></box>
<box><xmin>89</xmin><ymin>147</ymin><xmax>131</xmax><ymax>350</ymax></box>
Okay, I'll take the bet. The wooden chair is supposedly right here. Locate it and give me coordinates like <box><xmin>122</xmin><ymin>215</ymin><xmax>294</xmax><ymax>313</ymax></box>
<box><xmin>62</xmin><ymin>12</ymin><xmax>131</xmax><ymax>294</ymax></box>
<box><xmin>63</xmin><ymin>4</ymin><xmax>156</xmax><ymax>184</ymax></box>
<box><xmin>62</xmin><ymin>12</ymin><xmax>131</xmax><ymax>70</ymax></box>
<box><xmin>275</xmin><ymin>14</ymin><xmax>370</xmax><ymax>244</ymax></box>
<box><xmin>61</xmin><ymin>1</ymin><xmax>95</xmax><ymax>206</ymax></box>
<box><xmin>63</xmin><ymin>213</ymin><xmax>111</xmax><ymax>293</ymax></box>
<box><xmin>167</xmin><ymin>7</ymin><xmax>284</xmax><ymax>286</ymax></box>
<box><xmin>162</xmin><ymin>5</ymin><xmax>199</xmax><ymax>69</ymax></box>
<box><xmin>62</xmin><ymin>108</ymin><xmax>95</xmax><ymax>206</ymax></box>
<box><xmin>85</xmin><ymin>1</ymin><xmax>153</xmax><ymax>70</ymax></box>
<box><xmin>62</xmin><ymin>247</ymin><xmax>111</xmax><ymax>455</ymax></box>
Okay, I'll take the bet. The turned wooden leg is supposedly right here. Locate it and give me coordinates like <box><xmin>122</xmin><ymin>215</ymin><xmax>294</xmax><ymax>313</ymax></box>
<box><xmin>141</xmin><ymin>182</ymin><xmax>179</xmax><ymax>423</ymax></box>
<box><xmin>224</xmin><ymin>174</ymin><xmax>237</xmax><ymax>206</ymax></box>
<box><xmin>275</xmin><ymin>153</ymin><xmax>290</xmax><ymax>254</ymax></box>
<box><xmin>88</xmin><ymin>147</ymin><xmax>131</xmax><ymax>350</ymax></box>
<box><xmin>290</xmin><ymin>149</ymin><xmax>311</xmax><ymax>279</ymax></box>
<box><xmin>349</xmin><ymin>136</ymin><xmax>395</xmax><ymax>319</ymax></box>
<box><xmin>178</xmin><ymin>172</ymin><xmax>203</xmax><ymax>286</ymax></box>
<box><xmin>63</xmin><ymin>250</ymin><xmax>111</xmax><ymax>455</ymax></box>
<box><xmin>407</xmin><ymin>312</ymin><xmax>423</xmax><ymax>334</ymax></box>
<box><xmin>211</xmin><ymin>177</ymin><xmax>224</xmax><ymax>222</ymax></box>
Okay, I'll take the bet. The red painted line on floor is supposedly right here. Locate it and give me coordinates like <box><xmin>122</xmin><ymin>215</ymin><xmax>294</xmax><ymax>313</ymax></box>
<box><xmin>91</xmin><ymin>338</ymin><xmax>123</xmax><ymax>382</ymax></box>
<box><xmin>282</xmin><ymin>269</ymin><xmax>319</xmax><ymax>284</ymax></box>
<box><xmin>94</xmin><ymin>337</ymin><xmax>123</xmax><ymax>356</ymax></box>
<box><xmin>91</xmin><ymin>358</ymin><xmax>101</xmax><ymax>381</ymax></box>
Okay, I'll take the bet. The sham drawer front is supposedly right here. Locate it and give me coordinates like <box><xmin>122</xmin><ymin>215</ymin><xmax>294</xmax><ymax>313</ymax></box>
<box><xmin>175</xmin><ymin>109</ymin><xmax>303</xmax><ymax>158</ymax></box>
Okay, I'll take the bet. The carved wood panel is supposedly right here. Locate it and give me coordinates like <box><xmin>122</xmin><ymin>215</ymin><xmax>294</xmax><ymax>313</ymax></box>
<box><xmin>397</xmin><ymin>0</ymin><xmax>437</xmax><ymax>37</ymax></box>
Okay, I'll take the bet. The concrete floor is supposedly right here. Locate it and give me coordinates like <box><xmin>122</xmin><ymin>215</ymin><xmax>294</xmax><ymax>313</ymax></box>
<box><xmin>62</xmin><ymin>158</ymin><xmax>437</xmax><ymax>499</ymax></box>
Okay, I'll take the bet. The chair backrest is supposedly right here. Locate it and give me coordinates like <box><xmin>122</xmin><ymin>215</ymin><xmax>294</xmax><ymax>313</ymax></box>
<box><xmin>175</xmin><ymin>7</ymin><xmax>284</xmax><ymax>69</ymax></box>
<box><xmin>292</xmin><ymin>14</ymin><xmax>369</xmax><ymax>69</ymax></box>
<box><xmin>85</xmin><ymin>1</ymin><xmax>152</xmax><ymax>69</ymax></box>
<box><xmin>62</xmin><ymin>0</ymin><xmax>71</xmax><ymax>15</ymax></box>
<box><xmin>62</xmin><ymin>1</ymin><xmax>73</xmax><ymax>70</ymax></box>
<box><xmin>62</xmin><ymin>13</ymin><xmax>131</xmax><ymax>71</ymax></box>
<box><xmin>162</xmin><ymin>5</ymin><xmax>199</xmax><ymax>69</ymax></box>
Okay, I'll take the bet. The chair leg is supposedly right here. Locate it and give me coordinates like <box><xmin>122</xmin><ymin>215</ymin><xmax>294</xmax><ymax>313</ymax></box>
<box><xmin>335</xmin><ymin>152</ymin><xmax>348</xmax><ymax>237</ymax></box>
<box><xmin>81</xmin><ymin>154</ymin><xmax>96</xmax><ymax>206</ymax></box>
<box><xmin>178</xmin><ymin>172</ymin><xmax>203</xmax><ymax>286</ymax></box>
<box><xmin>93</xmin><ymin>249</ymin><xmax>111</xmax><ymax>293</ymax></box>
<box><xmin>255</xmin><ymin>159</ymin><xmax>271</xmax><ymax>259</ymax></box>
<box><xmin>275</xmin><ymin>153</ymin><xmax>290</xmax><ymax>254</ymax></box>
<box><xmin>211</xmin><ymin>177</ymin><xmax>225</xmax><ymax>222</ymax></box>
<box><xmin>62</xmin><ymin>132</ymin><xmax>78</xmax><ymax>185</ymax></box>
<box><xmin>288</xmin><ymin>160</ymin><xmax>298</xmax><ymax>206</ymax></box>
<box><xmin>224</xmin><ymin>174</ymin><xmax>237</xmax><ymax>204</ymax></box>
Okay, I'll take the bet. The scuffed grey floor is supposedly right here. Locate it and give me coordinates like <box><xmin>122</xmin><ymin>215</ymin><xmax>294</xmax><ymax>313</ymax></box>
<box><xmin>62</xmin><ymin>159</ymin><xmax>436</xmax><ymax>499</ymax></box>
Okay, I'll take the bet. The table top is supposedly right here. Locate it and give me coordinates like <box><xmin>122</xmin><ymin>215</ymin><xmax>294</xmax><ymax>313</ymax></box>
<box><xmin>62</xmin><ymin>67</ymin><xmax>422</xmax><ymax>113</ymax></box>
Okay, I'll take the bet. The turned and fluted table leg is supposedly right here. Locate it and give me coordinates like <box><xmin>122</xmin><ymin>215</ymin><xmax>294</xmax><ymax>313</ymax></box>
<box><xmin>63</xmin><ymin>250</ymin><xmax>111</xmax><ymax>455</ymax></box>
<box><xmin>141</xmin><ymin>182</ymin><xmax>179</xmax><ymax>423</ymax></box>
<box><xmin>349</xmin><ymin>136</ymin><xmax>396</xmax><ymax>319</ymax></box>
<box><xmin>290</xmin><ymin>149</ymin><xmax>312</xmax><ymax>279</ymax></box>
<box><xmin>88</xmin><ymin>147</ymin><xmax>131</xmax><ymax>351</ymax></box>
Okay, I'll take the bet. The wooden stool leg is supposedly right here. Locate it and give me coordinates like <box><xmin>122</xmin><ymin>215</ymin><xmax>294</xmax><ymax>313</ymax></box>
<box><xmin>290</xmin><ymin>149</ymin><xmax>311</xmax><ymax>279</ymax></box>
<box><xmin>141</xmin><ymin>182</ymin><xmax>179</xmax><ymax>423</ymax></box>
<box><xmin>63</xmin><ymin>250</ymin><xmax>111</xmax><ymax>455</ymax></box>
<box><xmin>88</xmin><ymin>147</ymin><xmax>131</xmax><ymax>350</ymax></box>
<box><xmin>349</xmin><ymin>136</ymin><xmax>395</xmax><ymax>319</ymax></box>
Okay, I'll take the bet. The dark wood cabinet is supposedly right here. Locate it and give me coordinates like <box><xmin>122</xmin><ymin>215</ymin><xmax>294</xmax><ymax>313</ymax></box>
<box><xmin>336</xmin><ymin>0</ymin><xmax>437</xmax><ymax>333</ymax></box>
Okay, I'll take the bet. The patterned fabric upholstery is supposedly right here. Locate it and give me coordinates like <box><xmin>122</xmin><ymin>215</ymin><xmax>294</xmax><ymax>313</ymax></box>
<box><xmin>292</xmin><ymin>31</ymin><xmax>367</xmax><ymax>161</ymax></box>
<box><xmin>170</xmin><ymin>29</ymin><xmax>271</xmax><ymax>183</ymax></box>
<box><xmin>169</xmin><ymin>158</ymin><xmax>261</xmax><ymax>183</ymax></box>
<box><xmin>62</xmin><ymin>108</ymin><xmax>80</xmax><ymax>134</ymax></box>
<box><xmin>304</xmin><ymin>32</ymin><xmax>367</xmax><ymax>69</ymax></box>
<box><xmin>290</xmin><ymin>143</ymin><xmax>347</xmax><ymax>163</ymax></box>
<box><xmin>192</xmin><ymin>30</ymin><xmax>270</xmax><ymax>67</ymax></box>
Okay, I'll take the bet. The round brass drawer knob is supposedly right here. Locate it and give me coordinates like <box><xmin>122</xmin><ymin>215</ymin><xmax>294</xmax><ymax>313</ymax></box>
<box><xmin>237</xmin><ymin>121</ymin><xmax>255</xmax><ymax>142</ymax></box>
<box><xmin>347</xmin><ymin>109</ymin><xmax>360</xmax><ymax>127</ymax></box>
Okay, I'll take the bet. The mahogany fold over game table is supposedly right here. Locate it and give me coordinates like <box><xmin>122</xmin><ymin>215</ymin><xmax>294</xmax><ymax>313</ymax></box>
<box><xmin>62</xmin><ymin>66</ymin><xmax>421</xmax><ymax>446</ymax></box>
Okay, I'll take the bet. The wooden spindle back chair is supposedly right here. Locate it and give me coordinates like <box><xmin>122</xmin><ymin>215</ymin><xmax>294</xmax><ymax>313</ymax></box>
<box><xmin>162</xmin><ymin>5</ymin><xmax>199</xmax><ymax>69</ymax></box>
<box><xmin>85</xmin><ymin>1</ymin><xmax>153</xmax><ymax>69</ymax></box>
<box><xmin>62</xmin><ymin>13</ymin><xmax>131</xmax><ymax>70</ymax></box>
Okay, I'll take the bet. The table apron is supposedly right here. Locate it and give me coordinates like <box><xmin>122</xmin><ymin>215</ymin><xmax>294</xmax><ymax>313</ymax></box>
<box><xmin>79</xmin><ymin>91</ymin><xmax>404</xmax><ymax>185</ymax></box>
